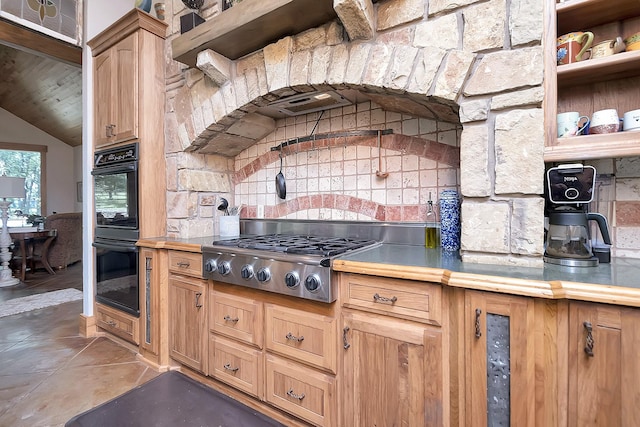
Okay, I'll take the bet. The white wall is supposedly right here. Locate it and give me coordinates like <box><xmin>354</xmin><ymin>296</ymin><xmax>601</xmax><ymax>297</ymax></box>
<box><xmin>0</xmin><ymin>107</ymin><xmax>77</xmax><ymax>215</ymax></box>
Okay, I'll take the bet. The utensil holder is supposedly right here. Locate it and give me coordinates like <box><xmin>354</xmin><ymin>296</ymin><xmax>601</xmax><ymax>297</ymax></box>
<box><xmin>439</xmin><ymin>190</ymin><xmax>460</xmax><ymax>251</ymax></box>
<box><xmin>219</xmin><ymin>215</ymin><xmax>240</xmax><ymax>237</ymax></box>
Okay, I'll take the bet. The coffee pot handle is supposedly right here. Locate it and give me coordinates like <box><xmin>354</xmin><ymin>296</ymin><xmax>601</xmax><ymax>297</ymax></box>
<box><xmin>587</xmin><ymin>212</ymin><xmax>612</xmax><ymax>244</ymax></box>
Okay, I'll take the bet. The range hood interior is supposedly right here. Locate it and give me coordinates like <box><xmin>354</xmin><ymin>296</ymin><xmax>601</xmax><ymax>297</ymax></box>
<box><xmin>261</xmin><ymin>90</ymin><xmax>353</xmax><ymax>117</ymax></box>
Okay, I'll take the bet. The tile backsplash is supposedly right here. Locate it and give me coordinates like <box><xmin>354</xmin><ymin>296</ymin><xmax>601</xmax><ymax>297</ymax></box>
<box><xmin>233</xmin><ymin>101</ymin><xmax>461</xmax><ymax>222</ymax></box>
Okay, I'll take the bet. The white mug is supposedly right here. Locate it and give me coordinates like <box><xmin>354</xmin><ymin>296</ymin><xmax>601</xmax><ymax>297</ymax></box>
<box><xmin>557</xmin><ymin>111</ymin><xmax>589</xmax><ymax>137</ymax></box>
<box><xmin>590</xmin><ymin>109</ymin><xmax>620</xmax><ymax>134</ymax></box>
<box><xmin>623</xmin><ymin>109</ymin><xmax>640</xmax><ymax>131</ymax></box>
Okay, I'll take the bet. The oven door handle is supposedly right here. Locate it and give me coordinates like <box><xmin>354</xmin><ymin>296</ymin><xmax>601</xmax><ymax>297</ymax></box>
<box><xmin>91</xmin><ymin>162</ymin><xmax>137</xmax><ymax>176</ymax></box>
<box><xmin>92</xmin><ymin>240</ymin><xmax>139</xmax><ymax>252</ymax></box>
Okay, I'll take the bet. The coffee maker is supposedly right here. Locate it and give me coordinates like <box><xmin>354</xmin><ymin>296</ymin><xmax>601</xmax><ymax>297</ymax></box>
<box><xmin>544</xmin><ymin>164</ymin><xmax>611</xmax><ymax>267</ymax></box>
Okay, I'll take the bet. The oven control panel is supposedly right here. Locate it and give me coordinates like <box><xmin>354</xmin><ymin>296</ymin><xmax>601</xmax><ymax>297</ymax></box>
<box><xmin>202</xmin><ymin>251</ymin><xmax>335</xmax><ymax>303</ymax></box>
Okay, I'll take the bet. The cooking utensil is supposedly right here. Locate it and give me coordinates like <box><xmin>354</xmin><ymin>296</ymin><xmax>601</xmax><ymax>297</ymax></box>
<box><xmin>375</xmin><ymin>130</ymin><xmax>389</xmax><ymax>178</ymax></box>
<box><xmin>276</xmin><ymin>151</ymin><xmax>286</xmax><ymax>199</ymax></box>
<box><xmin>218</xmin><ymin>197</ymin><xmax>229</xmax><ymax>215</ymax></box>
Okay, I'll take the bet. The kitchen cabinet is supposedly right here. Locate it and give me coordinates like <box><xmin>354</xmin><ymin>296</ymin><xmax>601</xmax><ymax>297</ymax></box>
<box><xmin>567</xmin><ymin>301</ymin><xmax>640</xmax><ymax>426</ymax></box>
<box><xmin>463</xmin><ymin>290</ymin><xmax>535</xmax><ymax>427</ymax></box>
<box><xmin>169</xmin><ymin>274</ymin><xmax>207</xmax><ymax>373</ymax></box>
<box><xmin>93</xmin><ymin>33</ymin><xmax>138</xmax><ymax>147</ymax></box>
<box><xmin>208</xmin><ymin>290</ymin><xmax>264</xmax><ymax>398</ymax></box>
<box><xmin>339</xmin><ymin>273</ymin><xmax>444</xmax><ymax>426</ymax></box>
<box><xmin>545</xmin><ymin>0</ymin><xmax>640</xmax><ymax>161</ymax></box>
<box><xmin>138</xmin><ymin>248</ymin><xmax>169</xmax><ymax>368</ymax></box>
<box><xmin>88</xmin><ymin>9</ymin><xmax>166</xmax><ymax>150</ymax></box>
<box><xmin>95</xmin><ymin>302</ymin><xmax>139</xmax><ymax>345</ymax></box>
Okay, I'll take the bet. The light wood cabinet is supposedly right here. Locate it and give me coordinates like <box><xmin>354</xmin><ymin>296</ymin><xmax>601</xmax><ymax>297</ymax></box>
<box><xmin>88</xmin><ymin>9</ymin><xmax>166</xmax><ymax>150</ymax></box>
<box><xmin>339</xmin><ymin>273</ymin><xmax>445</xmax><ymax>427</ymax></box>
<box><xmin>168</xmin><ymin>250</ymin><xmax>203</xmax><ymax>278</ymax></box>
<box><xmin>265</xmin><ymin>353</ymin><xmax>336</xmax><ymax>427</ymax></box>
<box><xmin>341</xmin><ymin>309</ymin><xmax>441</xmax><ymax>427</ymax></box>
<box><xmin>210</xmin><ymin>290</ymin><xmax>263</xmax><ymax>347</ymax></box>
<box><xmin>567</xmin><ymin>301</ymin><xmax>640</xmax><ymax>427</ymax></box>
<box><xmin>264</xmin><ymin>303</ymin><xmax>337</xmax><ymax>373</ymax></box>
<box><xmin>463</xmin><ymin>290</ymin><xmax>535</xmax><ymax>427</ymax></box>
<box><xmin>93</xmin><ymin>33</ymin><xmax>138</xmax><ymax>147</ymax></box>
<box><xmin>545</xmin><ymin>0</ymin><xmax>640</xmax><ymax>161</ymax></box>
<box><xmin>169</xmin><ymin>274</ymin><xmax>207</xmax><ymax>373</ymax></box>
<box><xmin>96</xmin><ymin>302</ymin><xmax>139</xmax><ymax>345</ymax></box>
<box><xmin>138</xmin><ymin>248</ymin><xmax>169</xmax><ymax>368</ymax></box>
<box><xmin>210</xmin><ymin>334</ymin><xmax>263</xmax><ymax>398</ymax></box>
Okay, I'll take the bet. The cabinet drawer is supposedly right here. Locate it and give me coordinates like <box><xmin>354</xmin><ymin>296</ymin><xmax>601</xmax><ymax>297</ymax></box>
<box><xmin>168</xmin><ymin>251</ymin><xmax>202</xmax><ymax>277</ymax></box>
<box><xmin>265</xmin><ymin>354</ymin><xmax>336</xmax><ymax>427</ymax></box>
<box><xmin>341</xmin><ymin>274</ymin><xmax>442</xmax><ymax>325</ymax></box>
<box><xmin>265</xmin><ymin>304</ymin><xmax>336</xmax><ymax>373</ymax></box>
<box><xmin>209</xmin><ymin>335</ymin><xmax>262</xmax><ymax>399</ymax></box>
<box><xmin>96</xmin><ymin>303</ymin><xmax>139</xmax><ymax>344</ymax></box>
<box><xmin>210</xmin><ymin>291</ymin><xmax>263</xmax><ymax>347</ymax></box>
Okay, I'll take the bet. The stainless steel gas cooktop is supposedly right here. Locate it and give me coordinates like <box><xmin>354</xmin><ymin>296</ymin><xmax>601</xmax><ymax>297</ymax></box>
<box><xmin>202</xmin><ymin>233</ymin><xmax>379</xmax><ymax>302</ymax></box>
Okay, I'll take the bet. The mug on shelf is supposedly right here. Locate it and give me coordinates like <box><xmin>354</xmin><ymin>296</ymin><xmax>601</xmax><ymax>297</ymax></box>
<box><xmin>625</xmin><ymin>32</ymin><xmax>640</xmax><ymax>52</ymax></box>
<box><xmin>557</xmin><ymin>31</ymin><xmax>594</xmax><ymax>65</ymax></box>
<box><xmin>557</xmin><ymin>111</ymin><xmax>590</xmax><ymax>137</ymax></box>
<box><xmin>623</xmin><ymin>109</ymin><xmax>640</xmax><ymax>131</ymax></box>
<box><xmin>590</xmin><ymin>109</ymin><xmax>620</xmax><ymax>134</ymax></box>
<box><xmin>587</xmin><ymin>37</ymin><xmax>625</xmax><ymax>59</ymax></box>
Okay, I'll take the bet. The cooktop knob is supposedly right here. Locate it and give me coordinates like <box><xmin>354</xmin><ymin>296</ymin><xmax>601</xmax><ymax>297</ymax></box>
<box><xmin>256</xmin><ymin>267</ymin><xmax>271</xmax><ymax>282</ymax></box>
<box><xmin>285</xmin><ymin>271</ymin><xmax>300</xmax><ymax>288</ymax></box>
<box><xmin>218</xmin><ymin>261</ymin><xmax>231</xmax><ymax>276</ymax></box>
<box><xmin>204</xmin><ymin>259</ymin><xmax>217</xmax><ymax>273</ymax></box>
<box><xmin>241</xmin><ymin>265</ymin><xmax>254</xmax><ymax>280</ymax></box>
<box><xmin>304</xmin><ymin>274</ymin><xmax>322</xmax><ymax>292</ymax></box>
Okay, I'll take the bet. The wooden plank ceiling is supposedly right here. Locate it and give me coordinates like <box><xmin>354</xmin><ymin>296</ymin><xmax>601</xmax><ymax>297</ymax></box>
<box><xmin>0</xmin><ymin>19</ymin><xmax>82</xmax><ymax>147</ymax></box>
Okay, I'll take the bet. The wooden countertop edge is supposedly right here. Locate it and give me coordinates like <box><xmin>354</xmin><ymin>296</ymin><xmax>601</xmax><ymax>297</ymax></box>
<box><xmin>334</xmin><ymin>259</ymin><xmax>640</xmax><ymax>306</ymax></box>
<box><xmin>136</xmin><ymin>238</ymin><xmax>202</xmax><ymax>252</ymax></box>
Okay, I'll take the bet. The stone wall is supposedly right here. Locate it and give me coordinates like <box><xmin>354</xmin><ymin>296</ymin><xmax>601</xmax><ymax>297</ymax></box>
<box><xmin>163</xmin><ymin>0</ymin><xmax>547</xmax><ymax>266</ymax></box>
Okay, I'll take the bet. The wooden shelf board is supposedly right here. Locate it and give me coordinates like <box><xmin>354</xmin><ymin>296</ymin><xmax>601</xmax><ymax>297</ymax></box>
<box><xmin>557</xmin><ymin>0</ymin><xmax>640</xmax><ymax>34</ymax></box>
<box><xmin>544</xmin><ymin>131</ymin><xmax>640</xmax><ymax>162</ymax></box>
<box><xmin>172</xmin><ymin>0</ymin><xmax>337</xmax><ymax>66</ymax></box>
<box><xmin>557</xmin><ymin>50</ymin><xmax>640</xmax><ymax>87</ymax></box>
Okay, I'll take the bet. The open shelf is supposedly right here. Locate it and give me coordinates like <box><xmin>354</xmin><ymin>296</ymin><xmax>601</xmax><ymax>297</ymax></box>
<box><xmin>556</xmin><ymin>50</ymin><xmax>640</xmax><ymax>87</ymax></box>
<box><xmin>544</xmin><ymin>130</ymin><xmax>640</xmax><ymax>162</ymax></box>
<box><xmin>557</xmin><ymin>0</ymin><xmax>640</xmax><ymax>35</ymax></box>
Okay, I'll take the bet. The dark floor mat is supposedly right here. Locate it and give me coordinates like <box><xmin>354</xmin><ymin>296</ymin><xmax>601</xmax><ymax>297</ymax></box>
<box><xmin>65</xmin><ymin>371</ymin><xmax>286</xmax><ymax>427</ymax></box>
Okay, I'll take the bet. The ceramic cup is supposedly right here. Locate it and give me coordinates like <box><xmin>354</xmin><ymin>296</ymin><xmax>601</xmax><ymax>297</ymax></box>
<box><xmin>587</xmin><ymin>37</ymin><xmax>625</xmax><ymax>59</ymax></box>
<box><xmin>590</xmin><ymin>109</ymin><xmax>620</xmax><ymax>134</ymax></box>
<box><xmin>625</xmin><ymin>32</ymin><xmax>640</xmax><ymax>52</ymax></box>
<box><xmin>623</xmin><ymin>109</ymin><xmax>640</xmax><ymax>131</ymax></box>
<box><xmin>557</xmin><ymin>111</ymin><xmax>590</xmax><ymax>137</ymax></box>
<box><xmin>557</xmin><ymin>31</ymin><xmax>594</xmax><ymax>65</ymax></box>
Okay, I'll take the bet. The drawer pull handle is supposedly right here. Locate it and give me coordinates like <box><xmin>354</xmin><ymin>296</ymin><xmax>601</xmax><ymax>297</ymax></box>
<box><xmin>223</xmin><ymin>315</ymin><xmax>239</xmax><ymax>323</ymax></box>
<box><xmin>177</xmin><ymin>261</ymin><xmax>190</xmax><ymax>268</ymax></box>
<box><xmin>106</xmin><ymin>320</ymin><xmax>116</xmax><ymax>327</ymax></box>
<box><xmin>583</xmin><ymin>321</ymin><xmax>594</xmax><ymax>357</ymax></box>
<box><xmin>286</xmin><ymin>389</ymin><xmax>305</xmax><ymax>401</ymax></box>
<box><xmin>373</xmin><ymin>293</ymin><xmax>397</xmax><ymax>304</ymax></box>
<box><xmin>195</xmin><ymin>292</ymin><xmax>203</xmax><ymax>308</ymax></box>
<box><xmin>223</xmin><ymin>363</ymin><xmax>239</xmax><ymax>372</ymax></box>
<box><xmin>475</xmin><ymin>308</ymin><xmax>482</xmax><ymax>339</ymax></box>
<box><xmin>343</xmin><ymin>326</ymin><xmax>351</xmax><ymax>350</ymax></box>
<box><xmin>286</xmin><ymin>332</ymin><xmax>304</xmax><ymax>342</ymax></box>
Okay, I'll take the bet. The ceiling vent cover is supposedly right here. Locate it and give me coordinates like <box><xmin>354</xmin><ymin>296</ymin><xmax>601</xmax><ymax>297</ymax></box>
<box><xmin>268</xmin><ymin>91</ymin><xmax>351</xmax><ymax>116</ymax></box>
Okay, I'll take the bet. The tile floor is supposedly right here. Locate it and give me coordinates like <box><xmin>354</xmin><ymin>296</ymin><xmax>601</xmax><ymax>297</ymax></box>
<box><xmin>0</xmin><ymin>263</ymin><xmax>159</xmax><ymax>426</ymax></box>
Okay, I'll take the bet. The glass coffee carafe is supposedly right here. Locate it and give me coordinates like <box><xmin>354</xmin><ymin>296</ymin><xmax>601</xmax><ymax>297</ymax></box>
<box><xmin>544</xmin><ymin>210</ymin><xmax>611</xmax><ymax>267</ymax></box>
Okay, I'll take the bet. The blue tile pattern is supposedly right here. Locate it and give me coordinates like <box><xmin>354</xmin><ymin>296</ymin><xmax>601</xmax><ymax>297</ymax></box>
<box><xmin>439</xmin><ymin>190</ymin><xmax>460</xmax><ymax>251</ymax></box>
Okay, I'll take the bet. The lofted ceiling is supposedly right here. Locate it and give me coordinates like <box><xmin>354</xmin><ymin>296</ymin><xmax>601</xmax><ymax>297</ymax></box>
<box><xmin>0</xmin><ymin>19</ymin><xmax>82</xmax><ymax>147</ymax></box>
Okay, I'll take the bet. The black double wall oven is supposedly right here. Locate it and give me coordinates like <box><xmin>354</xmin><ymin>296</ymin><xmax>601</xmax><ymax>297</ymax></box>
<box><xmin>92</xmin><ymin>143</ymin><xmax>140</xmax><ymax>317</ymax></box>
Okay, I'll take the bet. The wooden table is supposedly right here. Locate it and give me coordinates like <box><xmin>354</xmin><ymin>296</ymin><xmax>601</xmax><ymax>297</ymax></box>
<box><xmin>10</xmin><ymin>229</ymin><xmax>57</xmax><ymax>282</ymax></box>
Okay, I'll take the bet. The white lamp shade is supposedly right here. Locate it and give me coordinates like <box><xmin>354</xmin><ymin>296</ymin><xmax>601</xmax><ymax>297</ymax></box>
<box><xmin>0</xmin><ymin>176</ymin><xmax>26</xmax><ymax>199</ymax></box>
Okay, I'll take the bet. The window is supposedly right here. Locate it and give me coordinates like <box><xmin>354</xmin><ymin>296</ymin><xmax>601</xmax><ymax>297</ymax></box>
<box><xmin>0</xmin><ymin>143</ymin><xmax>47</xmax><ymax>226</ymax></box>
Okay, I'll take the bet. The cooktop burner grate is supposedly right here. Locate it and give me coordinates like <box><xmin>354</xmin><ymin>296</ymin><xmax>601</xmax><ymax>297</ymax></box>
<box><xmin>211</xmin><ymin>234</ymin><xmax>378</xmax><ymax>257</ymax></box>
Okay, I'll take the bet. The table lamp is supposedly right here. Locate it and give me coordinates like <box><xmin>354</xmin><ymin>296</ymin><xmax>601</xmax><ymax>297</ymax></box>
<box><xmin>0</xmin><ymin>175</ymin><xmax>26</xmax><ymax>287</ymax></box>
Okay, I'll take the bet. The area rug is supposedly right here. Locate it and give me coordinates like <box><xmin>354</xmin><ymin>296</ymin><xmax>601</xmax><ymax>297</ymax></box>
<box><xmin>0</xmin><ymin>288</ymin><xmax>82</xmax><ymax>318</ymax></box>
<box><xmin>65</xmin><ymin>370</ymin><xmax>286</xmax><ymax>427</ymax></box>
